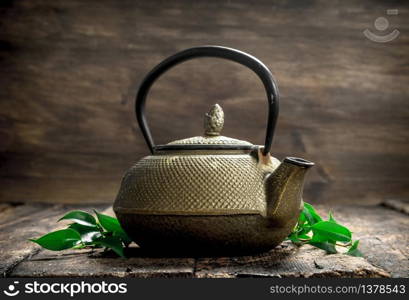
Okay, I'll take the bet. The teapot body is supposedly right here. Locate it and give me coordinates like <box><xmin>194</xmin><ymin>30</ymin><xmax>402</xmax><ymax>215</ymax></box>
<box><xmin>113</xmin><ymin>149</ymin><xmax>298</xmax><ymax>254</ymax></box>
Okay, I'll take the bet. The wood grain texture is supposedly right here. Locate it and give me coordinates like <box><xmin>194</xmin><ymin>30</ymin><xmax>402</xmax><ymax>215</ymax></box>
<box><xmin>0</xmin><ymin>203</ymin><xmax>108</xmax><ymax>277</ymax></box>
<box><xmin>315</xmin><ymin>204</ymin><xmax>409</xmax><ymax>278</ymax></box>
<box><xmin>5</xmin><ymin>203</ymin><xmax>405</xmax><ymax>278</ymax></box>
<box><xmin>11</xmin><ymin>242</ymin><xmax>388</xmax><ymax>278</ymax></box>
<box><xmin>0</xmin><ymin>0</ymin><xmax>408</xmax><ymax>204</ymax></box>
<box><xmin>194</xmin><ymin>244</ymin><xmax>389</xmax><ymax>278</ymax></box>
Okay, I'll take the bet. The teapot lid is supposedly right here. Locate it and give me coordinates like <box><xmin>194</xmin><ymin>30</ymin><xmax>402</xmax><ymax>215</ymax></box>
<box><xmin>154</xmin><ymin>104</ymin><xmax>255</xmax><ymax>151</ymax></box>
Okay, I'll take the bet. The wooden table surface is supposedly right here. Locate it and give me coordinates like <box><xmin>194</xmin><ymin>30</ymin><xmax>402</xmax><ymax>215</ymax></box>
<box><xmin>0</xmin><ymin>202</ymin><xmax>407</xmax><ymax>278</ymax></box>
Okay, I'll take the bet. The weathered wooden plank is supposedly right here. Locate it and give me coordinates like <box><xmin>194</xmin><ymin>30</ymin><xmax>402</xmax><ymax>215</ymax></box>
<box><xmin>358</xmin><ymin>237</ymin><xmax>408</xmax><ymax>279</ymax></box>
<box><xmin>0</xmin><ymin>203</ymin><xmax>108</xmax><ymax>277</ymax></box>
<box><xmin>195</xmin><ymin>205</ymin><xmax>408</xmax><ymax>278</ymax></box>
<box><xmin>7</xmin><ymin>204</ymin><xmax>407</xmax><ymax>278</ymax></box>
<box><xmin>315</xmin><ymin>204</ymin><xmax>409</xmax><ymax>278</ymax></box>
<box><xmin>0</xmin><ymin>0</ymin><xmax>409</xmax><ymax>204</ymax></box>
<box><xmin>11</xmin><ymin>248</ymin><xmax>195</xmax><ymax>278</ymax></box>
<box><xmin>381</xmin><ymin>199</ymin><xmax>409</xmax><ymax>215</ymax></box>
<box><xmin>10</xmin><ymin>237</ymin><xmax>388</xmax><ymax>279</ymax></box>
<box><xmin>195</xmin><ymin>243</ymin><xmax>389</xmax><ymax>278</ymax></box>
<box><xmin>0</xmin><ymin>203</ymin><xmax>63</xmax><ymax>277</ymax></box>
<box><xmin>4</xmin><ymin>205</ymin><xmax>195</xmax><ymax>278</ymax></box>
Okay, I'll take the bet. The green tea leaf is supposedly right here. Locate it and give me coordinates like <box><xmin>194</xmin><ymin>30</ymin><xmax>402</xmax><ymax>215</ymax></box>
<box><xmin>94</xmin><ymin>210</ymin><xmax>131</xmax><ymax>244</ymax></box>
<box><xmin>68</xmin><ymin>223</ymin><xmax>102</xmax><ymax>244</ymax></box>
<box><xmin>347</xmin><ymin>240</ymin><xmax>364</xmax><ymax>257</ymax></box>
<box><xmin>30</xmin><ymin>210</ymin><xmax>130</xmax><ymax>257</ymax></box>
<box><xmin>288</xmin><ymin>202</ymin><xmax>359</xmax><ymax>256</ymax></box>
<box><xmin>310</xmin><ymin>232</ymin><xmax>328</xmax><ymax>243</ymax></box>
<box><xmin>297</xmin><ymin>234</ymin><xmax>311</xmax><ymax>240</ymax></box>
<box><xmin>30</xmin><ymin>229</ymin><xmax>81</xmax><ymax>251</ymax></box>
<box><xmin>297</xmin><ymin>226</ymin><xmax>311</xmax><ymax>236</ymax></box>
<box><xmin>298</xmin><ymin>211</ymin><xmax>307</xmax><ymax>226</ymax></box>
<box><xmin>95</xmin><ymin>235</ymin><xmax>125</xmax><ymax>258</ymax></box>
<box><xmin>309</xmin><ymin>241</ymin><xmax>337</xmax><ymax>254</ymax></box>
<box><xmin>311</xmin><ymin>221</ymin><xmax>352</xmax><ymax>242</ymax></box>
<box><xmin>301</xmin><ymin>206</ymin><xmax>315</xmax><ymax>225</ymax></box>
<box><xmin>303</xmin><ymin>203</ymin><xmax>323</xmax><ymax>224</ymax></box>
<box><xmin>59</xmin><ymin>210</ymin><xmax>97</xmax><ymax>227</ymax></box>
<box><xmin>328</xmin><ymin>211</ymin><xmax>337</xmax><ymax>223</ymax></box>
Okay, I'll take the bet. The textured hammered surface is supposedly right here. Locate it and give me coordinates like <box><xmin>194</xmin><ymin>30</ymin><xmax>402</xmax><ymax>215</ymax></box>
<box><xmin>115</xmin><ymin>154</ymin><xmax>278</xmax><ymax>214</ymax></box>
<box><xmin>167</xmin><ymin>135</ymin><xmax>252</xmax><ymax>145</ymax></box>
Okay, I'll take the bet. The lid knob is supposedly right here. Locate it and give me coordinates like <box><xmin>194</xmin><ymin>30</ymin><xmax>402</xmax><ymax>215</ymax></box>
<box><xmin>204</xmin><ymin>104</ymin><xmax>224</xmax><ymax>136</ymax></box>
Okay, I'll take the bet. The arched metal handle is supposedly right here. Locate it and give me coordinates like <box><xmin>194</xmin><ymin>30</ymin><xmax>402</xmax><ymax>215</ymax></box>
<box><xmin>135</xmin><ymin>45</ymin><xmax>280</xmax><ymax>155</ymax></box>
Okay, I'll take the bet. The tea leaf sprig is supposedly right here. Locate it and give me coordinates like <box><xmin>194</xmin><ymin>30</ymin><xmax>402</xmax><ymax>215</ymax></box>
<box><xmin>287</xmin><ymin>203</ymin><xmax>363</xmax><ymax>257</ymax></box>
<box><xmin>30</xmin><ymin>210</ymin><xmax>131</xmax><ymax>258</ymax></box>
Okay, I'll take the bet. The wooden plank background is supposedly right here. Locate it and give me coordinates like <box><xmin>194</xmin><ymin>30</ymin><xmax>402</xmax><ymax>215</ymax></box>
<box><xmin>0</xmin><ymin>0</ymin><xmax>408</xmax><ymax>204</ymax></box>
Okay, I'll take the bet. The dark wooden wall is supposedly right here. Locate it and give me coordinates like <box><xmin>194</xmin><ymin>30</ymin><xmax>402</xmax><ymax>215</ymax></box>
<box><xmin>1</xmin><ymin>0</ymin><xmax>408</xmax><ymax>205</ymax></box>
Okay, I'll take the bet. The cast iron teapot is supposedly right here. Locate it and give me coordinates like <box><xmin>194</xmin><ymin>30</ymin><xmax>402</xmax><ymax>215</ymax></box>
<box><xmin>114</xmin><ymin>46</ymin><xmax>314</xmax><ymax>255</ymax></box>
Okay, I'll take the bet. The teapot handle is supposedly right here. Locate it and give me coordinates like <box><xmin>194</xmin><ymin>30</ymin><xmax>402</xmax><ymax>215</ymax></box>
<box><xmin>135</xmin><ymin>45</ymin><xmax>279</xmax><ymax>155</ymax></box>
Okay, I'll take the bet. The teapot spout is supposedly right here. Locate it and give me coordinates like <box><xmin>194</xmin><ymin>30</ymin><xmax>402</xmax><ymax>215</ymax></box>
<box><xmin>264</xmin><ymin>156</ymin><xmax>314</xmax><ymax>226</ymax></box>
